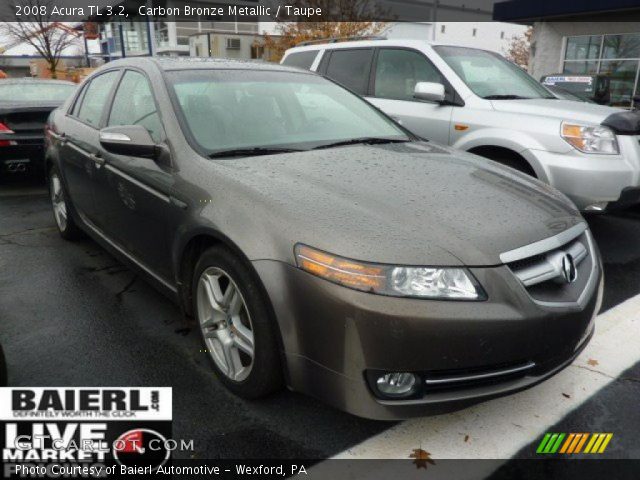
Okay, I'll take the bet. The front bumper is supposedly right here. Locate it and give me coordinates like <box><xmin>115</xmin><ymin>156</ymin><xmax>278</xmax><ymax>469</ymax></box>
<box><xmin>526</xmin><ymin>135</ymin><xmax>640</xmax><ymax>210</ymax></box>
<box><xmin>253</xmin><ymin>257</ymin><xmax>603</xmax><ymax>420</ymax></box>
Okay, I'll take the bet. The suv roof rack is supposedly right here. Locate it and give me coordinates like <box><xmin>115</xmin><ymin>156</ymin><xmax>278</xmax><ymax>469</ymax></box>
<box><xmin>296</xmin><ymin>35</ymin><xmax>387</xmax><ymax>47</ymax></box>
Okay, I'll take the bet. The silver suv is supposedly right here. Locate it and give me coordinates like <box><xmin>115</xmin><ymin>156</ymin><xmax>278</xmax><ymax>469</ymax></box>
<box><xmin>282</xmin><ymin>39</ymin><xmax>640</xmax><ymax>212</ymax></box>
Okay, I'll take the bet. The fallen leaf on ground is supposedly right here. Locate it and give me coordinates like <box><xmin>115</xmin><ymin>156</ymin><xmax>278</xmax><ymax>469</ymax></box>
<box><xmin>409</xmin><ymin>448</ymin><xmax>436</xmax><ymax>469</ymax></box>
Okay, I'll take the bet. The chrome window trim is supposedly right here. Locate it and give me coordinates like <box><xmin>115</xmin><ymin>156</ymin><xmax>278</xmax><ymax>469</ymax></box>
<box><xmin>499</xmin><ymin>223</ymin><xmax>587</xmax><ymax>264</ymax></box>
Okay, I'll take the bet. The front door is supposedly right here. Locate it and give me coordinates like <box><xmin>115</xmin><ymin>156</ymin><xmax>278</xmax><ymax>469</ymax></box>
<box><xmin>94</xmin><ymin>69</ymin><xmax>174</xmax><ymax>282</ymax></box>
<box><xmin>366</xmin><ymin>48</ymin><xmax>454</xmax><ymax>145</ymax></box>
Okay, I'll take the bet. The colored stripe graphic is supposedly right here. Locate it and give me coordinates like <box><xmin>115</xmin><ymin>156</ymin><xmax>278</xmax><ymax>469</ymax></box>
<box><xmin>538</xmin><ymin>433</ymin><xmax>613</xmax><ymax>455</ymax></box>
<box><xmin>584</xmin><ymin>433</ymin><xmax>614</xmax><ymax>454</ymax></box>
<box><xmin>536</xmin><ymin>433</ymin><xmax>565</xmax><ymax>454</ymax></box>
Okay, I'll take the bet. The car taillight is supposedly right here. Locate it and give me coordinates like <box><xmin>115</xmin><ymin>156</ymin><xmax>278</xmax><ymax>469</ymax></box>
<box><xmin>0</xmin><ymin>122</ymin><xmax>15</xmax><ymax>147</ymax></box>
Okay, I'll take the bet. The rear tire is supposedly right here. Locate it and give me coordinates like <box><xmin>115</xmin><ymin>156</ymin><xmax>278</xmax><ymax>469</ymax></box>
<box><xmin>49</xmin><ymin>164</ymin><xmax>83</xmax><ymax>240</ymax></box>
<box><xmin>192</xmin><ymin>246</ymin><xmax>283</xmax><ymax>399</ymax></box>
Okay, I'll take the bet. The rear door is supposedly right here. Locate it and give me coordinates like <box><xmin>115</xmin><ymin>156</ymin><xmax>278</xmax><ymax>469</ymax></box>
<box><xmin>366</xmin><ymin>48</ymin><xmax>454</xmax><ymax>144</ymax></box>
<box><xmin>320</xmin><ymin>48</ymin><xmax>374</xmax><ymax>96</ymax></box>
<box><xmin>59</xmin><ymin>70</ymin><xmax>121</xmax><ymax>223</ymax></box>
<box><xmin>96</xmin><ymin>69</ymin><xmax>174</xmax><ymax>281</ymax></box>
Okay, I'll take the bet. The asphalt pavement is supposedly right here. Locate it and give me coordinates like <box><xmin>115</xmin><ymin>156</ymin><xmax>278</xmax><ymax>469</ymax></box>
<box><xmin>1</xmin><ymin>176</ymin><xmax>640</xmax><ymax>461</ymax></box>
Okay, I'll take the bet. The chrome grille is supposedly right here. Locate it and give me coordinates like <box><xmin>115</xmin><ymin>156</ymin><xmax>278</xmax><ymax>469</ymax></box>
<box><xmin>502</xmin><ymin>224</ymin><xmax>597</xmax><ymax>307</ymax></box>
<box><xmin>510</xmin><ymin>237</ymin><xmax>587</xmax><ymax>287</ymax></box>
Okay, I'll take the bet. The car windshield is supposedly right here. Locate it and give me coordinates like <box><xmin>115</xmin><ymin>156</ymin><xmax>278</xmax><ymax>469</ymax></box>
<box><xmin>434</xmin><ymin>46</ymin><xmax>555</xmax><ymax>100</ymax></box>
<box><xmin>0</xmin><ymin>82</ymin><xmax>76</xmax><ymax>102</ymax></box>
<box><xmin>166</xmin><ymin>69</ymin><xmax>409</xmax><ymax>156</ymax></box>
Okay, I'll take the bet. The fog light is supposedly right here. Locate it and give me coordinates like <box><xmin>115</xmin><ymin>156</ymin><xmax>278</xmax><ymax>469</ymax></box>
<box><xmin>376</xmin><ymin>372</ymin><xmax>417</xmax><ymax>398</ymax></box>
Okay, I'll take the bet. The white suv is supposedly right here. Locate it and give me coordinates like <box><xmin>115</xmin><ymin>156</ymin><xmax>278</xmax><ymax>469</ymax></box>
<box><xmin>282</xmin><ymin>39</ymin><xmax>640</xmax><ymax>212</ymax></box>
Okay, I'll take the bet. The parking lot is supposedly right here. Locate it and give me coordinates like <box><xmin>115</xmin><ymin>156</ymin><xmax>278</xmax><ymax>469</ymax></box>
<box><xmin>1</xmin><ymin>176</ymin><xmax>640</xmax><ymax>462</ymax></box>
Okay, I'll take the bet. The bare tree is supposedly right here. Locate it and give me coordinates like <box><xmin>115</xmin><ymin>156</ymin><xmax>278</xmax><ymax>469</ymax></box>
<box><xmin>1</xmin><ymin>0</ymin><xmax>81</xmax><ymax>78</ymax></box>
<box><xmin>504</xmin><ymin>27</ymin><xmax>532</xmax><ymax>69</ymax></box>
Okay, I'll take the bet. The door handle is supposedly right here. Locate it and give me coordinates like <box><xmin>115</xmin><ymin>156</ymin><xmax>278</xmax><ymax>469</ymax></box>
<box><xmin>89</xmin><ymin>153</ymin><xmax>105</xmax><ymax>168</ymax></box>
<box><xmin>54</xmin><ymin>131</ymin><xmax>67</xmax><ymax>145</ymax></box>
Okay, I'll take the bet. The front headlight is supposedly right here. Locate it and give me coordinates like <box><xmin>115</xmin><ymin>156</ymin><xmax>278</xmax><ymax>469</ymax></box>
<box><xmin>561</xmin><ymin>122</ymin><xmax>619</xmax><ymax>154</ymax></box>
<box><xmin>294</xmin><ymin>244</ymin><xmax>484</xmax><ymax>300</ymax></box>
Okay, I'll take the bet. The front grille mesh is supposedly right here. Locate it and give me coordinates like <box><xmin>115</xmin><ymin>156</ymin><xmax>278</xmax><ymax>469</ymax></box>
<box><xmin>507</xmin><ymin>231</ymin><xmax>592</xmax><ymax>304</ymax></box>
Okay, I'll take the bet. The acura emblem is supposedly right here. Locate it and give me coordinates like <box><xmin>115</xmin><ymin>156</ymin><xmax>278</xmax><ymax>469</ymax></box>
<box><xmin>561</xmin><ymin>254</ymin><xmax>577</xmax><ymax>283</ymax></box>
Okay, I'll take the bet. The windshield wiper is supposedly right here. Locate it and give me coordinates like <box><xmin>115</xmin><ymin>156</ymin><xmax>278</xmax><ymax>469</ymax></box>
<box><xmin>311</xmin><ymin>137</ymin><xmax>409</xmax><ymax>150</ymax></box>
<box><xmin>208</xmin><ymin>147</ymin><xmax>304</xmax><ymax>158</ymax></box>
<box><xmin>482</xmin><ymin>95</ymin><xmax>532</xmax><ymax>100</ymax></box>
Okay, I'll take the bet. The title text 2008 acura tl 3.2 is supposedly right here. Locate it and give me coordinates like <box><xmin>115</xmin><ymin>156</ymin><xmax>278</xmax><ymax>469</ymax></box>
<box><xmin>44</xmin><ymin>58</ymin><xmax>603</xmax><ymax>420</ymax></box>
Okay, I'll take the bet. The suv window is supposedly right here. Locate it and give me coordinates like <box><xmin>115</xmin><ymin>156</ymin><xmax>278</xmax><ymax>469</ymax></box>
<box><xmin>325</xmin><ymin>48</ymin><xmax>374</xmax><ymax>95</ymax></box>
<box><xmin>282</xmin><ymin>50</ymin><xmax>318</xmax><ymax>70</ymax></box>
<box><xmin>108</xmin><ymin>70</ymin><xmax>163</xmax><ymax>142</ymax></box>
<box><xmin>374</xmin><ymin>49</ymin><xmax>444</xmax><ymax>101</ymax></box>
<box><xmin>76</xmin><ymin>71</ymin><xmax>119</xmax><ymax>127</ymax></box>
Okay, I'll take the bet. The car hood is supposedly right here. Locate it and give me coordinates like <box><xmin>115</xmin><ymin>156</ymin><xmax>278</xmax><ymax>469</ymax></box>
<box><xmin>490</xmin><ymin>98</ymin><xmax>625</xmax><ymax>125</ymax></box>
<box><xmin>217</xmin><ymin>142</ymin><xmax>582</xmax><ymax>266</ymax></box>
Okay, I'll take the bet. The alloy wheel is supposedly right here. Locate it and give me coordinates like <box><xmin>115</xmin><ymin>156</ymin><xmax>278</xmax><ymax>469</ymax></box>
<box><xmin>50</xmin><ymin>173</ymin><xmax>68</xmax><ymax>231</ymax></box>
<box><xmin>197</xmin><ymin>266</ymin><xmax>255</xmax><ymax>382</ymax></box>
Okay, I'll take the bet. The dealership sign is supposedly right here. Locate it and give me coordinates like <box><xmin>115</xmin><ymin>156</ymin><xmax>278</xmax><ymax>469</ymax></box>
<box><xmin>0</xmin><ymin>387</ymin><xmax>172</xmax><ymax>477</ymax></box>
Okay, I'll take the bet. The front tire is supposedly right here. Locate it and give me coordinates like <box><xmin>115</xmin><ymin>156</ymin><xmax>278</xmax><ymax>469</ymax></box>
<box><xmin>192</xmin><ymin>246</ymin><xmax>283</xmax><ymax>399</ymax></box>
<box><xmin>49</xmin><ymin>164</ymin><xmax>82</xmax><ymax>240</ymax></box>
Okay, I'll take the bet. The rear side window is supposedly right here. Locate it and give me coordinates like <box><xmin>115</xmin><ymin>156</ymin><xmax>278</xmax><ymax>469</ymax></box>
<box><xmin>374</xmin><ymin>49</ymin><xmax>445</xmax><ymax>101</ymax></box>
<box><xmin>76</xmin><ymin>71</ymin><xmax>119</xmax><ymax>127</ymax></box>
<box><xmin>108</xmin><ymin>71</ymin><xmax>163</xmax><ymax>142</ymax></box>
<box><xmin>282</xmin><ymin>50</ymin><xmax>318</xmax><ymax>70</ymax></box>
<box><xmin>70</xmin><ymin>84</ymin><xmax>88</xmax><ymax>117</ymax></box>
<box><xmin>324</xmin><ymin>48</ymin><xmax>374</xmax><ymax>95</ymax></box>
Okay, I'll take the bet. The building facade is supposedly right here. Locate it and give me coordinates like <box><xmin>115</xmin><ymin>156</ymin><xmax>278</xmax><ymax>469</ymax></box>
<box><xmin>494</xmin><ymin>1</ymin><xmax>640</xmax><ymax>108</ymax></box>
<box><xmin>98</xmin><ymin>21</ymin><xmax>267</xmax><ymax>61</ymax></box>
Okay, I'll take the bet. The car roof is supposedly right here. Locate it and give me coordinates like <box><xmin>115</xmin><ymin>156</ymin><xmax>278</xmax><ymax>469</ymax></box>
<box><xmin>103</xmin><ymin>56</ymin><xmax>308</xmax><ymax>74</ymax></box>
<box><xmin>0</xmin><ymin>78</ymin><xmax>75</xmax><ymax>85</ymax></box>
<box><xmin>284</xmin><ymin>38</ymin><xmax>490</xmax><ymax>54</ymax></box>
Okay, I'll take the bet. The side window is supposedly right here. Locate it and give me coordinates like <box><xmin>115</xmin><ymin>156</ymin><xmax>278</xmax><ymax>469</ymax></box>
<box><xmin>325</xmin><ymin>48</ymin><xmax>374</xmax><ymax>95</ymax></box>
<box><xmin>76</xmin><ymin>71</ymin><xmax>119</xmax><ymax>127</ymax></box>
<box><xmin>374</xmin><ymin>49</ymin><xmax>445</xmax><ymax>101</ymax></box>
<box><xmin>108</xmin><ymin>71</ymin><xmax>163</xmax><ymax>143</ymax></box>
<box><xmin>70</xmin><ymin>84</ymin><xmax>88</xmax><ymax>116</ymax></box>
<box><xmin>282</xmin><ymin>50</ymin><xmax>318</xmax><ymax>70</ymax></box>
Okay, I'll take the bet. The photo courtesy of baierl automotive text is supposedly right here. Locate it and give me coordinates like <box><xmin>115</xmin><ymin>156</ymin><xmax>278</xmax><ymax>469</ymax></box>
<box><xmin>0</xmin><ymin>0</ymin><xmax>639</xmax><ymax>479</ymax></box>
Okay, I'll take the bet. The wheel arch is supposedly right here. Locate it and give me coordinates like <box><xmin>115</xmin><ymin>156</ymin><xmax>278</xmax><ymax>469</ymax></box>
<box><xmin>175</xmin><ymin>228</ymin><xmax>290</xmax><ymax>381</ymax></box>
<box><xmin>467</xmin><ymin>145</ymin><xmax>544</xmax><ymax>179</ymax></box>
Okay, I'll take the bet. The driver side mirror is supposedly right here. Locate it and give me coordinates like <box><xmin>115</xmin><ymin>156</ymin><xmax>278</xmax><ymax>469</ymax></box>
<box><xmin>99</xmin><ymin>125</ymin><xmax>157</xmax><ymax>158</ymax></box>
<box><xmin>414</xmin><ymin>82</ymin><xmax>446</xmax><ymax>103</ymax></box>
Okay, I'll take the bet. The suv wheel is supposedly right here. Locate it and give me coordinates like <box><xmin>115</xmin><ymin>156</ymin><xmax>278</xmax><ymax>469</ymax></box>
<box><xmin>49</xmin><ymin>165</ymin><xmax>82</xmax><ymax>240</ymax></box>
<box><xmin>193</xmin><ymin>246</ymin><xmax>283</xmax><ymax>398</ymax></box>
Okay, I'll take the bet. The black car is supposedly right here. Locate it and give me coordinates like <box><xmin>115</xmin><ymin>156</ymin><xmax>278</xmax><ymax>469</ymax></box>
<box><xmin>45</xmin><ymin>58</ymin><xmax>601</xmax><ymax>419</ymax></box>
<box><xmin>0</xmin><ymin>78</ymin><xmax>76</xmax><ymax>177</ymax></box>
